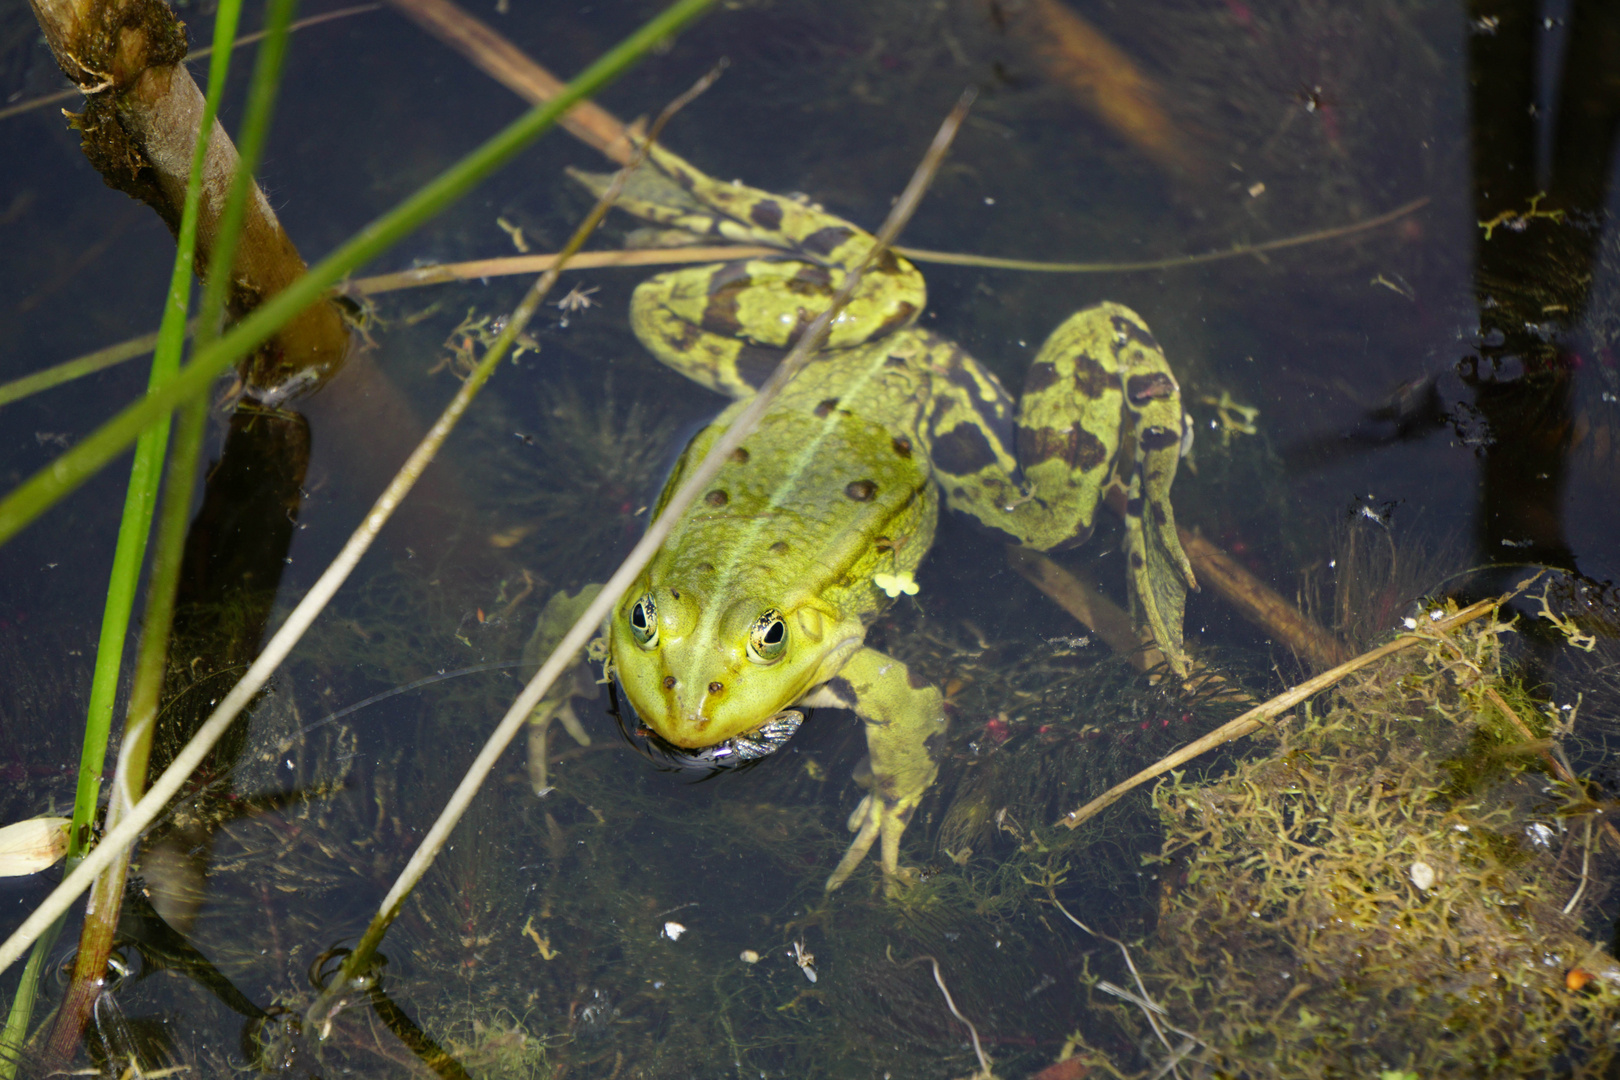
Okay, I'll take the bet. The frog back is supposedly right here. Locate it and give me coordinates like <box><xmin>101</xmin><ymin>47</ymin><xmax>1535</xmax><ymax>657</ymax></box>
<box><xmin>649</xmin><ymin>349</ymin><xmax>938</xmax><ymax>624</ymax></box>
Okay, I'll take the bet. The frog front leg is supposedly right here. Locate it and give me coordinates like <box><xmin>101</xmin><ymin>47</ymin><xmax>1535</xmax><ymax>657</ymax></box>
<box><xmin>803</xmin><ymin>647</ymin><xmax>947</xmax><ymax>893</ymax></box>
<box><xmin>523</xmin><ymin>585</ymin><xmax>604</xmax><ymax>794</ymax></box>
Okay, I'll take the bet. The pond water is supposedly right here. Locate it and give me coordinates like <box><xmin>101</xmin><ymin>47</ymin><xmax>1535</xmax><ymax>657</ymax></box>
<box><xmin>4</xmin><ymin>0</ymin><xmax>1620</xmax><ymax>1076</ymax></box>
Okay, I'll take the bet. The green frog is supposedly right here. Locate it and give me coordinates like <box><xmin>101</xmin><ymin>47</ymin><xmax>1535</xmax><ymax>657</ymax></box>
<box><xmin>541</xmin><ymin>143</ymin><xmax>1196</xmax><ymax>892</ymax></box>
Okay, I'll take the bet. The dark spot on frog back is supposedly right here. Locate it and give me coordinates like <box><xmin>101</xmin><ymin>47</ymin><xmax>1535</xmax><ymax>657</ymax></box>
<box><xmin>845</xmin><ymin>479</ymin><xmax>878</xmax><ymax>501</ymax></box>
<box><xmin>1023</xmin><ymin>360</ymin><xmax>1062</xmax><ymax>395</ymax></box>
<box><xmin>1072</xmin><ymin>352</ymin><xmax>1113</xmax><ymax>400</ymax></box>
<box><xmin>705</xmin><ymin>490</ymin><xmax>729</xmax><ymax>507</ymax></box>
<box><xmin>701</xmin><ymin>270</ymin><xmax>747</xmax><ymax>337</ymax></box>
<box><xmin>822</xmin><ymin>676</ymin><xmax>858</xmax><ymax>708</ymax></box>
<box><xmin>891</xmin><ymin>435</ymin><xmax>912</xmax><ymax>458</ymax></box>
<box><xmin>749</xmin><ymin>199</ymin><xmax>783</xmax><ymax>229</ymax></box>
<box><xmin>730</xmin><ymin>447</ymin><xmax>750</xmax><ymax>464</ymax></box>
<box><xmin>814</xmin><ymin>398</ymin><xmax>839</xmax><ymax>418</ymax></box>
<box><xmin>801</xmin><ymin>225</ymin><xmax>854</xmax><ymax>257</ymax></box>
<box><xmin>930</xmin><ymin>423</ymin><xmax>998</xmax><ymax>476</ymax></box>
<box><xmin>1019</xmin><ymin>424</ymin><xmax>1109</xmax><ymax>472</ymax></box>
<box><xmin>1139</xmin><ymin>426</ymin><xmax>1182</xmax><ymax>451</ymax></box>
<box><xmin>1110</xmin><ymin>312</ymin><xmax>1160</xmax><ymax>352</ymax></box>
<box><xmin>1125</xmin><ymin>372</ymin><xmax>1177</xmax><ymax>405</ymax></box>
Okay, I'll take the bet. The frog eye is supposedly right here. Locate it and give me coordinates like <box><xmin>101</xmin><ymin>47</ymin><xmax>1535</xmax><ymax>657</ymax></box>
<box><xmin>747</xmin><ymin>609</ymin><xmax>788</xmax><ymax>663</ymax></box>
<box><xmin>628</xmin><ymin>594</ymin><xmax>658</xmax><ymax>648</ymax></box>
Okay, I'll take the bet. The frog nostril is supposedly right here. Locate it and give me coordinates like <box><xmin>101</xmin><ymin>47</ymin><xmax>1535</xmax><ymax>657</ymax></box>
<box><xmin>662</xmin><ymin>675</ymin><xmax>676</xmax><ymax>690</ymax></box>
<box><xmin>708</xmin><ymin>681</ymin><xmax>724</xmax><ymax>695</ymax></box>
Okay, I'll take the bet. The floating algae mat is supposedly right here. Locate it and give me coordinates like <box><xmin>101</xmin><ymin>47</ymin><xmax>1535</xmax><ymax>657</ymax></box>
<box><xmin>1063</xmin><ymin>605</ymin><xmax>1620</xmax><ymax>1078</ymax></box>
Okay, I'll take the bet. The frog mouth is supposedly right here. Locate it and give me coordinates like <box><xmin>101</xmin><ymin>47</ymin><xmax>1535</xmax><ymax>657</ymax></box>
<box><xmin>610</xmin><ymin>683</ymin><xmax>804</xmax><ymax>774</ymax></box>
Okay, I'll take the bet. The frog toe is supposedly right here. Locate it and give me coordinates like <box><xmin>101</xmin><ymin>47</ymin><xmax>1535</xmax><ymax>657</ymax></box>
<box><xmin>825</xmin><ymin>792</ymin><xmax>919</xmax><ymax>894</ymax></box>
<box><xmin>845</xmin><ymin>792</ymin><xmax>873</xmax><ymax>833</ymax></box>
<box><xmin>826</xmin><ymin>799</ymin><xmax>883</xmax><ymax>892</ymax></box>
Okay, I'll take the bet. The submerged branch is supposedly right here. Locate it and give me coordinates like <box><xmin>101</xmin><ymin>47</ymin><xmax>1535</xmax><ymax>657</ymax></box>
<box><xmin>27</xmin><ymin>0</ymin><xmax>351</xmax><ymax>396</ymax></box>
<box><xmin>1178</xmin><ymin>528</ymin><xmax>1351</xmax><ymax>670</ymax></box>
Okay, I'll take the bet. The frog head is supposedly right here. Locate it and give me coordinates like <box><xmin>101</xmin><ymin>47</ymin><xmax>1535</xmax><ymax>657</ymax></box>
<box><xmin>611</xmin><ymin>583</ymin><xmax>853</xmax><ymax>757</ymax></box>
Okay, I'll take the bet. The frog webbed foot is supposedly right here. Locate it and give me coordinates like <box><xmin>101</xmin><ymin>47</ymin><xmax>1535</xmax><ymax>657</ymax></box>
<box><xmin>526</xmin><ymin>693</ymin><xmax>594</xmax><ymax>796</ymax></box>
<box><xmin>826</xmin><ymin>787</ymin><xmax>922</xmax><ymax>896</ymax></box>
<box><xmin>523</xmin><ymin>584</ymin><xmax>605</xmax><ymax>794</ymax></box>
<box><xmin>1122</xmin><ymin>454</ymin><xmax>1197</xmax><ymax>678</ymax></box>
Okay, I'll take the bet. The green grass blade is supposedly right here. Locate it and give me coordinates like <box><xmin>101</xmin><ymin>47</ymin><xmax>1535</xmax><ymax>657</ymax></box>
<box><xmin>0</xmin><ymin>332</ymin><xmax>162</xmax><ymax>409</ymax></box>
<box><xmin>0</xmin><ymin>0</ymin><xmax>716</xmax><ymax>548</ymax></box>
<box><xmin>68</xmin><ymin>0</ymin><xmax>245</xmax><ymax>875</ymax></box>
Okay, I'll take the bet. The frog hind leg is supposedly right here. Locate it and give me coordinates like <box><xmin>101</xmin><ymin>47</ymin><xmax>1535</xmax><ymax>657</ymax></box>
<box><xmin>1010</xmin><ymin>303</ymin><xmax>1196</xmax><ymax>673</ymax></box>
<box><xmin>581</xmin><ymin>142</ymin><xmax>926</xmax><ymax>398</ymax></box>
<box><xmin>1118</xmin><ymin>342</ymin><xmax>1198</xmax><ymax>676</ymax></box>
<box><xmin>803</xmin><ymin>647</ymin><xmax>947</xmax><ymax>894</ymax></box>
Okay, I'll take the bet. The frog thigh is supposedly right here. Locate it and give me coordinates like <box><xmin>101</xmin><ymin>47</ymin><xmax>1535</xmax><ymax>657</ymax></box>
<box><xmin>914</xmin><ymin>334</ymin><xmax>1026</xmax><ymax>539</ymax></box>
<box><xmin>629</xmin><ymin>271</ymin><xmax>775</xmax><ymax>399</ymax></box>
<box><xmin>806</xmin><ymin>646</ymin><xmax>947</xmax><ymax>892</ymax></box>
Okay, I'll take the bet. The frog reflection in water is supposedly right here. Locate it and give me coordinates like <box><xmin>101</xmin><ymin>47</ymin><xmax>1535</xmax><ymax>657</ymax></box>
<box><xmin>536</xmin><ymin>143</ymin><xmax>1196</xmax><ymax>893</ymax></box>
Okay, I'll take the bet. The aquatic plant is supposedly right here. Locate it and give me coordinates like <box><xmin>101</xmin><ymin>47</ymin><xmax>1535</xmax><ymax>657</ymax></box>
<box><xmin>1085</xmin><ymin>606</ymin><xmax>1620</xmax><ymax>1077</ymax></box>
<box><xmin>483</xmin><ymin>376</ymin><xmax>684</xmax><ymax>592</ymax></box>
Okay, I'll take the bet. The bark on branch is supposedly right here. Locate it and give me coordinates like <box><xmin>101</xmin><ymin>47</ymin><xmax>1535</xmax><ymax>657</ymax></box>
<box><xmin>31</xmin><ymin>0</ymin><xmax>350</xmax><ymax>397</ymax></box>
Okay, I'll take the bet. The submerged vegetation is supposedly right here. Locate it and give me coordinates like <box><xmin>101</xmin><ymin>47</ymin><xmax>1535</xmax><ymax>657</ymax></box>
<box><xmin>1062</xmin><ymin>604</ymin><xmax>1620</xmax><ymax>1078</ymax></box>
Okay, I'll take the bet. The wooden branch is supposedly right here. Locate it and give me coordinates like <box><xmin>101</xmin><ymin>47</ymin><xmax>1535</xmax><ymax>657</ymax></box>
<box><xmin>1008</xmin><ymin>545</ymin><xmax>1162</xmax><ymax>672</ymax></box>
<box><xmin>28</xmin><ymin>0</ymin><xmax>350</xmax><ymax>397</ymax></box>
